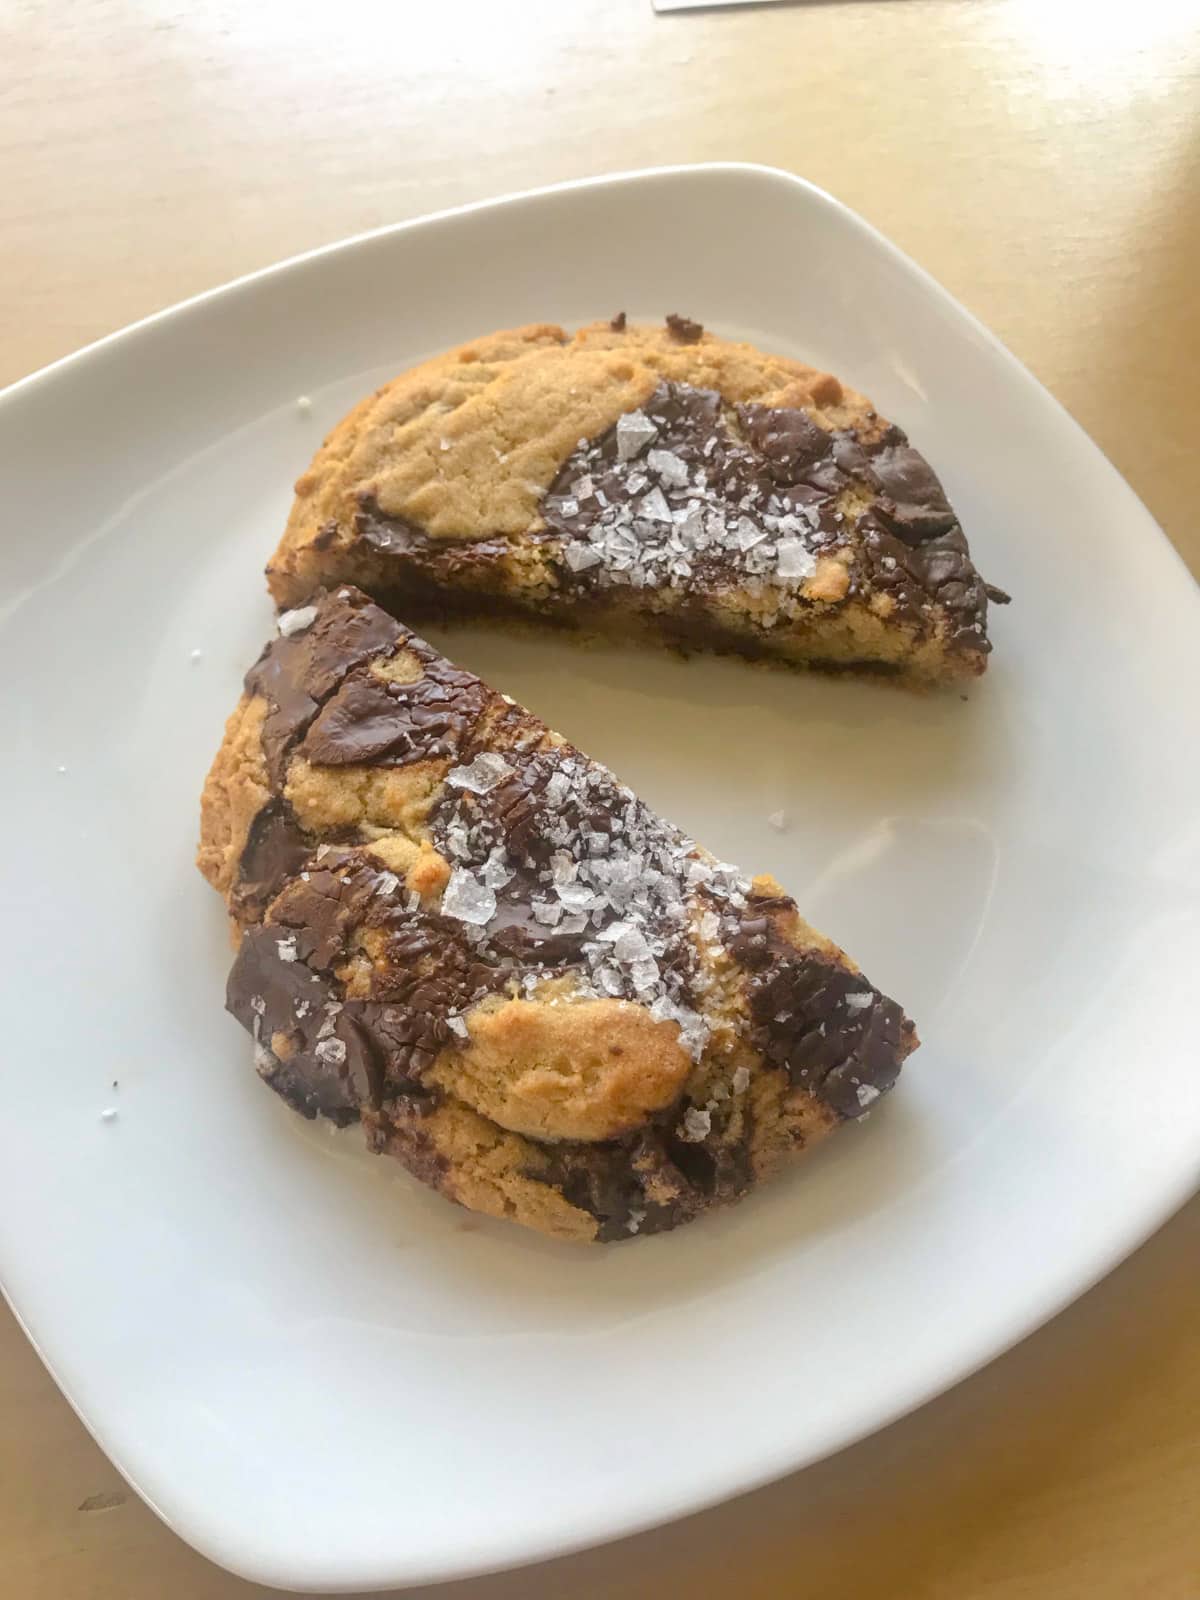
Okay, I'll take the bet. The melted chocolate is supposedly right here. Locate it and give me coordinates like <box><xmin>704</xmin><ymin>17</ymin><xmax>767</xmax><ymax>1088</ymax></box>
<box><xmin>245</xmin><ymin>590</ymin><xmax>403</xmax><ymax>783</ymax></box>
<box><xmin>734</xmin><ymin>895</ymin><xmax>915</xmax><ymax>1119</ymax></box>
<box><xmin>234</xmin><ymin>799</ymin><xmax>311</xmax><ymax>920</ymax></box>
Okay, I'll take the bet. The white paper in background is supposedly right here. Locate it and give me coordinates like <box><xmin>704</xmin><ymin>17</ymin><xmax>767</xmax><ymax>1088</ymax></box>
<box><xmin>654</xmin><ymin>0</ymin><xmax>796</xmax><ymax>11</ymax></box>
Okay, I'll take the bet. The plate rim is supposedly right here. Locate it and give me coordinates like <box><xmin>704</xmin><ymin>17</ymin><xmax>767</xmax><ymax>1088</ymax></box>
<box><xmin>2</xmin><ymin>162</ymin><xmax>1197</xmax><ymax>1592</ymax></box>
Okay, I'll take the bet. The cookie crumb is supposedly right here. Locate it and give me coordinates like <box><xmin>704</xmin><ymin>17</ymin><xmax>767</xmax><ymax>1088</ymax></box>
<box><xmin>610</xmin><ymin>310</ymin><xmax>627</xmax><ymax>332</ymax></box>
<box><xmin>99</xmin><ymin>1107</ymin><xmax>118</xmax><ymax>1123</ymax></box>
<box><xmin>189</xmin><ymin>648</ymin><xmax>203</xmax><ymax>663</ymax></box>
<box><xmin>665</xmin><ymin>312</ymin><xmax>703</xmax><ymax>344</ymax></box>
<box><xmin>296</xmin><ymin>395</ymin><xmax>312</xmax><ymax>415</ymax></box>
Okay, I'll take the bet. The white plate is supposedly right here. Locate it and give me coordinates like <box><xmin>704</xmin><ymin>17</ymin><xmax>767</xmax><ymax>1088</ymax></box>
<box><xmin>1</xmin><ymin>165</ymin><xmax>1198</xmax><ymax>1593</ymax></box>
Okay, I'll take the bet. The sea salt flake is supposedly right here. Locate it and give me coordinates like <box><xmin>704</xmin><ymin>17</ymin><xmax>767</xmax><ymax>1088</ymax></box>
<box><xmin>480</xmin><ymin>853</ymin><xmax>513</xmax><ymax>890</ymax></box>
<box><xmin>555</xmin><ymin>881</ymin><xmax>595</xmax><ymax>913</ymax></box>
<box><xmin>678</xmin><ymin>1106</ymin><xmax>711</xmax><ymax>1142</ymax></box>
<box><xmin>315</xmin><ymin>1038</ymin><xmax>347</xmax><ymax>1067</ymax></box>
<box><xmin>615</xmin><ymin>410</ymin><xmax>658</xmax><ymax>461</ymax></box>
<box><xmin>533</xmin><ymin>899</ymin><xmax>564</xmax><ymax>926</ymax></box>
<box><xmin>626</xmin><ymin>1207</ymin><xmax>647</xmax><ymax>1235</ymax></box>
<box><xmin>732</xmin><ymin>1066</ymin><xmax>751</xmax><ymax>1094</ymax></box>
<box><xmin>609</xmin><ymin>925</ymin><xmax>649</xmax><ymax>963</ymax></box>
<box><xmin>276</xmin><ymin>935</ymin><xmax>299</xmax><ymax>963</ymax></box>
<box><xmin>647</xmin><ymin>448</ymin><xmax>689</xmax><ymax>488</ymax></box>
<box><xmin>573</xmin><ymin>475</ymin><xmax>595</xmax><ymax>500</ymax></box>
<box><xmin>250</xmin><ymin>994</ymin><xmax>266</xmax><ymax>1016</ymax></box>
<box><xmin>698</xmin><ymin>910</ymin><xmax>720</xmax><ymax>942</ymax></box>
<box><xmin>447</xmin><ymin>752</ymin><xmax>514</xmax><ymax>794</ymax></box>
<box><xmin>845</xmin><ymin>991</ymin><xmax>873</xmax><ymax>1013</ymax></box>
<box><xmin>277</xmin><ymin>605</ymin><xmax>318</xmax><ymax>637</ymax></box>
<box><xmin>775</xmin><ymin>538</ymin><xmax>817</xmax><ymax>580</ymax></box>
<box><xmin>558</xmin><ymin>498</ymin><xmax>579</xmax><ymax>517</ymax></box>
<box><xmin>767</xmin><ymin>810</ymin><xmax>787</xmax><ymax>831</ymax></box>
<box><xmin>550</xmin><ymin>851</ymin><xmax>577</xmax><ymax>885</ymax></box>
<box><xmin>374</xmin><ymin>871</ymin><xmax>400</xmax><ymax>897</ymax></box>
<box><xmin>564</xmin><ymin>541</ymin><xmax>602</xmax><ymax>573</ymax></box>
<box><xmin>447</xmin><ymin>1015</ymin><xmax>470</xmax><ymax>1040</ymax></box>
<box><xmin>734</xmin><ymin>516</ymin><xmax>766</xmax><ymax>551</ymax></box>
<box><xmin>441</xmin><ymin>868</ymin><xmax>497</xmax><ymax>926</ymax></box>
<box><xmin>630</xmin><ymin>957</ymin><xmax>660</xmax><ymax>993</ymax></box>
<box><xmin>856</xmin><ymin>1082</ymin><xmax>881</xmax><ymax>1109</ymax></box>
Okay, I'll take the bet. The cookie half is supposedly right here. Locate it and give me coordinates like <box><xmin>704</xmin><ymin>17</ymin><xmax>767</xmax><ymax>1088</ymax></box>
<box><xmin>267</xmin><ymin>318</ymin><xmax>1006</xmax><ymax>683</ymax></box>
<box><xmin>198</xmin><ymin>587</ymin><xmax>918</xmax><ymax>1242</ymax></box>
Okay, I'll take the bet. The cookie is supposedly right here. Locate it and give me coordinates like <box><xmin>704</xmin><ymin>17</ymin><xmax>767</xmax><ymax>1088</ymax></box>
<box><xmin>267</xmin><ymin>317</ymin><xmax>1006</xmax><ymax>682</ymax></box>
<box><xmin>199</xmin><ymin>587</ymin><xmax>918</xmax><ymax>1242</ymax></box>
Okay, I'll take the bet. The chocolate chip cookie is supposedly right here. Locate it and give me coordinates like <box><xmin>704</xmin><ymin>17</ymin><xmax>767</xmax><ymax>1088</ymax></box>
<box><xmin>267</xmin><ymin>317</ymin><xmax>1006</xmax><ymax>682</ymax></box>
<box><xmin>199</xmin><ymin>587</ymin><xmax>918</xmax><ymax>1242</ymax></box>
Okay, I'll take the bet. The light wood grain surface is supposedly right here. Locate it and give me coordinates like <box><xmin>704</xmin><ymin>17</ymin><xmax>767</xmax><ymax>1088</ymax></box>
<box><xmin>2</xmin><ymin>1</ymin><xmax>1197</xmax><ymax>1596</ymax></box>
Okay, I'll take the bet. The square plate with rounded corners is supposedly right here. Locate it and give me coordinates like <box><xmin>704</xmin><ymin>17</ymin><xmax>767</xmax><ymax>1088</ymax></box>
<box><xmin>1</xmin><ymin>165</ymin><xmax>1197</xmax><ymax>1593</ymax></box>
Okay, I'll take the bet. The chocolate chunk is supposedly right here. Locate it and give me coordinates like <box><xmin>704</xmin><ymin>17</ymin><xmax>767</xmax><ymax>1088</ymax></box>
<box><xmin>738</xmin><ymin>403</ymin><xmax>831</xmax><ymax>479</ymax></box>
<box><xmin>302</xmin><ymin>652</ymin><xmax>487</xmax><ymax>767</ymax></box>
<box><xmin>867</xmin><ymin>438</ymin><xmax>957</xmax><ymax>542</ymax></box>
<box><xmin>856</xmin><ymin>514</ymin><xmax>989</xmax><ymax>650</ymax></box>
<box><xmin>245</xmin><ymin>588</ymin><xmax>404</xmax><ymax>783</ymax></box>
<box><xmin>665</xmin><ymin>313</ymin><xmax>704</xmax><ymax>344</ymax></box>
<box><xmin>355</xmin><ymin>500</ymin><xmax>436</xmax><ymax>557</ymax></box>
<box><xmin>609</xmin><ymin>310</ymin><xmax>627</xmax><ymax>332</ymax></box>
<box><xmin>226</xmin><ymin>923</ymin><xmax>366</xmax><ymax>1124</ymax></box>
<box><xmin>738</xmin><ymin>900</ymin><xmax>912</xmax><ymax>1119</ymax></box>
<box><xmin>235</xmin><ymin>799</ymin><xmax>311</xmax><ymax>918</ymax></box>
<box><xmin>227</xmin><ymin>856</ymin><xmax>527</xmax><ymax>1123</ymax></box>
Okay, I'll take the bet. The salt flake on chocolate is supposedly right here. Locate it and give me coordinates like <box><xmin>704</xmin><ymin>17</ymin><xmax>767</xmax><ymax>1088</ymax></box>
<box><xmin>277</xmin><ymin>605</ymin><xmax>318</xmax><ymax>637</ymax></box>
<box><xmin>775</xmin><ymin>538</ymin><xmax>817</xmax><ymax>581</ymax></box>
<box><xmin>447</xmin><ymin>753</ymin><xmax>514</xmax><ymax>794</ymax></box>
<box><xmin>441</xmin><ymin>867</ymin><xmax>497</xmax><ymax>926</ymax></box>
<box><xmin>615</xmin><ymin>410</ymin><xmax>658</xmax><ymax>462</ymax></box>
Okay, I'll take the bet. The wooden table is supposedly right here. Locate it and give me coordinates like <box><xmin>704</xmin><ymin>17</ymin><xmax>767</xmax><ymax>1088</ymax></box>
<box><xmin>3</xmin><ymin>1</ymin><xmax>1197</xmax><ymax>1595</ymax></box>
